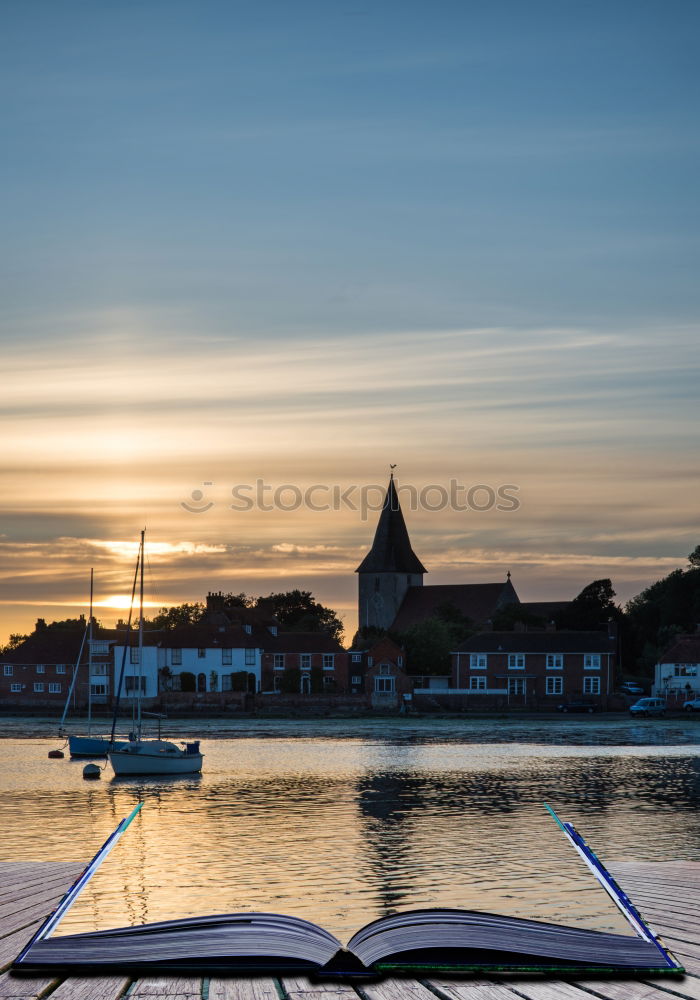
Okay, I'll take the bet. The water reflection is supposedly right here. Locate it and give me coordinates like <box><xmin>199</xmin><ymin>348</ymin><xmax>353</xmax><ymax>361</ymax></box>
<box><xmin>0</xmin><ymin>730</ymin><xmax>698</xmax><ymax>942</ymax></box>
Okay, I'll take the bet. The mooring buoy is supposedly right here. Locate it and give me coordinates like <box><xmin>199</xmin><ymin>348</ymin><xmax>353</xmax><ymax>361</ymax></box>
<box><xmin>83</xmin><ymin>763</ymin><xmax>101</xmax><ymax>780</ymax></box>
<box><xmin>48</xmin><ymin>749</ymin><xmax>65</xmax><ymax>759</ymax></box>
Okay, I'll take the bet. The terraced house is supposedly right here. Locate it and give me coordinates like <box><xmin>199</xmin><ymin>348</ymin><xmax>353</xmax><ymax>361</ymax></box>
<box><xmin>452</xmin><ymin>625</ymin><xmax>618</xmax><ymax>709</ymax></box>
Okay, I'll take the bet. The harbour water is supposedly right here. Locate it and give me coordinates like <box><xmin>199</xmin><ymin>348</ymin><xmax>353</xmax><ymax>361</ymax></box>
<box><xmin>1</xmin><ymin>717</ymin><xmax>699</xmax><ymax>942</ymax></box>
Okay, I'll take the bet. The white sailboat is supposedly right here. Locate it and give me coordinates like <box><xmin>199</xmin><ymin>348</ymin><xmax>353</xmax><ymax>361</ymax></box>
<box><xmin>62</xmin><ymin>570</ymin><xmax>130</xmax><ymax>757</ymax></box>
<box><xmin>108</xmin><ymin>530</ymin><xmax>204</xmax><ymax>777</ymax></box>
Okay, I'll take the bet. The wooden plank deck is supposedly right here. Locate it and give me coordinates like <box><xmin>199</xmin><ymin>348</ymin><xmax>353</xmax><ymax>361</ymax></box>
<box><xmin>0</xmin><ymin>861</ymin><xmax>698</xmax><ymax>1000</ymax></box>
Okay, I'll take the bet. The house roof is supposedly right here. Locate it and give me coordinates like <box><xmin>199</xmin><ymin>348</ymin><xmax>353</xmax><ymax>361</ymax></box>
<box><xmin>658</xmin><ymin>634</ymin><xmax>700</xmax><ymax>664</ymax></box>
<box><xmin>518</xmin><ymin>601</ymin><xmax>571</xmax><ymax>621</ymax></box>
<box><xmin>455</xmin><ymin>630</ymin><xmax>617</xmax><ymax>654</ymax></box>
<box><xmin>355</xmin><ymin>475</ymin><xmax>427</xmax><ymax>575</ymax></box>
<box><xmin>264</xmin><ymin>632</ymin><xmax>346</xmax><ymax>654</ymax></box>
<box><xmin>152</xmin><ymin>624</ymin><xmax>264</xmax><ymax>649</ymax></box>
<box><xmin>391</xmin><ymin>580</ymin><xmax>518</xmax><ymax>632</ymax></box>
<box><xmin>0</xmin><ymin>627</ymin><xmax>86</xmax><ymax>665</ymax></box>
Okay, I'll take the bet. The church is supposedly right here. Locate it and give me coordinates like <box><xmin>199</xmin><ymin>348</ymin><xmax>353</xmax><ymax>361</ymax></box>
<box><xmin>355</xmin><ymin>474</ymin><xmax>564</xmax><ymax>634</ymax></box>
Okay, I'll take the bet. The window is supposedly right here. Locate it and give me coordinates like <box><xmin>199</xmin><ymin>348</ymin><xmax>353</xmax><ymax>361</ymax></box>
<box><xmin>274</xmin><ymin>654</ymin><xmax>285</xmax><ymax>669</ymax></box>
<box><xmin>268</xmin><ymin>626</ymin><xmax>278</xmax><ymax>636</ymax></box>
<box><xmin>379</xmin><ymin>663</ymin><xmax>392</xmax><ymax>675</ymax></box>
<box><xmin>3</xmin><ymin>665</ymin><xmax>12</xmax><ymax>676</ymax></box>
<box><xmin>125</xmin><ymin>676</ymin><xmax>146</xmax><ymax>693</ymax></box>
<box><xmin>171</xmin><ymin>648</ymin><xmax>182</xmax><ymax>665</ymax></box>
<box><xmin>36</xmin><ymin>664</ymin><xmax>45</xmax><ymax>674</ymax></box>
<box><xmin>300</xmin><ymin>654</ymin><xmax>311</xmax><ymax>670</ymax></box>
<box><xmin>198</xmin><ymin>648</ymin><xmax>206</xmax><ymax>659</ymax></box>
<box><xmin>546</xmin><ymin>654</ymin><xmax>563</xmax><ymax>670</ymax></box>
<box><xmin>243</xmin><ymin>624</ymin><xmax>252</xmax><ymax>634</ymax></box>
<box><xmin>245</xmin><ymin>648</ymin><xmax>256</xmax><ymax>666</ymax></box>
<box><xmin>397</xmin><ymin>655</ymin><xmax>403</xmax><ymax>667</ymax></box>
<box><xmin>584</xmin><ymin>654</ymin><xmax>601</xmax><ymax>670</ymax></box>
<box><xmin>374</xmin><ymin>577</ymin><xmax>380</xmax><ymax>592</ymax></box>
<box><xmin>367</xmin><ymin>656</ymin><xmax>373</xmax><ymax>667</ymax></box>
<box><xmin>222</xmin><ymin>649</ymin><xmax>232</xmax><ymax>665</ymax></box>
<box><xmin>34</xmin><ymin>682</ymin><xmax>44</xmax><ymax>693</ymax></box>
<box><xmin>323</xmin><ymin>654</ymin><xmax>334</xmax><ymax>670</ymax></box>
<box><xmin>375</xmin><ymin>676</ymin><xmax>395</xmax><ymax>694</ymax></box>
<box><xmin>674</xmin><ymin>664</ymin><xmax>698</xmax><ymax>676</ymax></box>
<box><xmin>508</xmin><ymin>678</ymin><xmax>525</xmax><ymax>695</ymax></box>
<box><xmin>92</xmin><ymin>663</ymin><xmax>108</xmax><ymax>676</ymax></box>
<box><xmin>10</xmin><ymin>683</ymin><xmax>21</xmax><ymax>693</ymax></box>
<box><xmin>90</xmin><ymin>641</ymin><xmax>109</xmax><ymax>655</ymax></box>
<box><xmin>91</xmin><ymin>682</ymin><xmax>108</xmax><ymax>696</ymax></box>
<box><xmin>469</xmin><ymin>676</ymin><xmax>487</xmax><ymax>691</ymax></box>
<box><xmin>130</xmin><ymin>647</ymin><xmax>140</xmax><ymax>664</ymax></box>
<box><xmin>351</xmin><ymin>653</ymin><xmax>362</xmax><ymax>663</ymax></box>
<box><xmin>546</xmin><ymin>676</ymin><xmax>563</xmax><ymax>695</ymax></box>
<box><xmin>56</xmin><ymin>664</ymin><xmax>66</xmax><ymax>674</ymax></box>
<box><xmin>508</xmin><ymin>654</ymin><xmax>525</xmax><ymax>670</ymax></box>
<box><xmin>470</xmin><ymin>654</ymin><xmax>487</xmax><ymax>669</ymax></box>
<box><xmin>351</xmin><ymin>675</ymin><xmax>362</xmax><ymax>685</ymax></box>
<box><xmin>221</xmin><ymin>674</ymin><xmax>232</xmax><ymax>692</ymax></box>
<box><xmin>583</xmin><ymin>676</ymin><xmax>600</xmax><ymax>695</ymax></box>
<box><xmin>48</xmin><ymin>682</ymin><xmax>62</xmax><ymax>694</ymax></box>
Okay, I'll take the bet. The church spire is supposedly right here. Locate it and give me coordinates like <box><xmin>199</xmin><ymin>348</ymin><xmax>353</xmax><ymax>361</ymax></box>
<box><xmin>356</xmin><ymin>476</ymin><xmax>427</xmax><ymax>575</ymax></box>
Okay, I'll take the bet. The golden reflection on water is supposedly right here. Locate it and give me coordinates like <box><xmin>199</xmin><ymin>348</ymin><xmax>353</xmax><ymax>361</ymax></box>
<box><xmin>1</xmin><ymin>735</ymin><xmax>699</xmax><ymax>942</ymax></box>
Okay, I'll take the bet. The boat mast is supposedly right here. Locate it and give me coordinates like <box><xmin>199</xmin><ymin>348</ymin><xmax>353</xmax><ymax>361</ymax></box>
<box><xmin>87</xmin><ymin>568</ymin><xmax>94</xmax><ymax>736</ymax></box>
<box><xmin>137</xmin><ymin>529</ymin><xmax>145</xmax><ymax>739</ymax></box>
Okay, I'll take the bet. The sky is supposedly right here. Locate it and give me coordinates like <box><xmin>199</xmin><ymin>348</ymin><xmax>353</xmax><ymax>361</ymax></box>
<box><xmin>1</xmin><ymin>0</ymin><xmax>698</xmax><ymax>644</ymax></box>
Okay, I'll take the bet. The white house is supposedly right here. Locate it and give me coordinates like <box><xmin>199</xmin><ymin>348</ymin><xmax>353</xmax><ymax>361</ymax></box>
<box><xmin>653</xmin><ymin>634</ymin><xmax>700</xmax><ymax>702</ymax></box>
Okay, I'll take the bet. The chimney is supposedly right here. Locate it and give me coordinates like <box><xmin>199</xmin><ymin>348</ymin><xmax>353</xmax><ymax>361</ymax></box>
<box><xmin>206</xmin><ymin>591</ymin><xmax>225</xmax><ymax>613</ymax></box>
<box><xmin>35</xmin><ymin>618</ymin><xmax>46</xmax><ymax>632</ymax></box>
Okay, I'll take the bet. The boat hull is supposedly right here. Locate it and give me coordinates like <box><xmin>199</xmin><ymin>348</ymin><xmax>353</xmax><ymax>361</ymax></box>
<box><xmin>69</xmin><ymin>736</ymin><xmax>130</xmax><ymax>758</ymax></box>
<box><xmin>109</xmin><ymin>742</ymin><xmax>203</xmax><ymax>776</ymax></box>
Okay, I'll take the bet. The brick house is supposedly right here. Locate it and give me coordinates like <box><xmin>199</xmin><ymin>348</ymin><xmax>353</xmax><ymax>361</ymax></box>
<box><xmin>348</xmin><ymin>637</ymin><xmax>411</xmax><ymax>708</ymax></box>
<box><xmin>261</xmin><ymin>632</ymin><xmax>347</xmax><ymax>694</ymax></box>
<box><xmin>0</xmin><ymin>618</ymin><xmax>84</xmax><ymax>707</ymax></box>
<box><xmin>452</xmin><ymin>626</ymin><xmax>617</xmax><ymax>709</ymax></box>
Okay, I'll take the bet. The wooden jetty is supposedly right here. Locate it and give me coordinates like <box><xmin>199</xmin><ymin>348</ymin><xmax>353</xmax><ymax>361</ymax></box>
<box><xmin>1</xmin><ymin>860</ymin><xmax>698</xmax><ymax>1000</ymax></box>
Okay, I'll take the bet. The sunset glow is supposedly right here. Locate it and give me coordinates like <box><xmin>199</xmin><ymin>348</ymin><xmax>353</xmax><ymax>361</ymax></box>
<box><xmin>1</xmin><ymin>3</ymin><xmax>698</xmax><ymax>645</ymax></box>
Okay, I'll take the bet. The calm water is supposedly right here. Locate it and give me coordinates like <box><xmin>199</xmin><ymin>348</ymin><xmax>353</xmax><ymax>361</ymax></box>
<box><xmin>1</xmin><ymin>717</ymin><xmax>699</xmax><ymax>943</ymax></box>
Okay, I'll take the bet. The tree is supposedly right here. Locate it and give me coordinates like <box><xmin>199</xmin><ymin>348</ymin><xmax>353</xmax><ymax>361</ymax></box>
<box><xmin>401</xmin><ymin>618</ymin><xmax>453</xmax><ymax>675</ymax></box>
<box><xmin>148</xmin><ymin>603</ymin><xmax>205</xmax><ymax>630</ymax></box>
<box><xmin>433</xmin><ymin>602</ymin><xmax>474</xmax><ymax>646</ymax></box>
<box><xmin>256</xmin><ymin>590</ymin><xmax>344</xmax><ymax>641</ymax></box>
<box><xmin>688</xmin><ymin>545</ymin><xmax>700</xmax><ymax>568</ymax></box>
<box><xmin>0</xmin><ymin>633</ymin><xmax>28</xmax><ymax>655</ymax></box>
<box><xmin>556</xmin><ymin>579</ymin><xmax>620</xmax><ymax>631</ymax></box>
<box><xmin>625</xmin><ymin>563</ymin><xmax>700</xmax><ymax>674</ymax></box>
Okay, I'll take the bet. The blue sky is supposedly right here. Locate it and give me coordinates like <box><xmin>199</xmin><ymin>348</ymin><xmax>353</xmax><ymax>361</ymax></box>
<box><xmin>1</xmin><ymin>1</ymin><xmax>698</xmax><ymax>640</ymax></box>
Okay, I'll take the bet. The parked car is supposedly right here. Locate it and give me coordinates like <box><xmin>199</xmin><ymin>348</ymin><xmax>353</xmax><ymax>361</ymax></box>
<box><xmin>683</xmin><ymin>697</ymin><xmax>700</xmax><ymax>713</ymax></box>
<box><xmin>619</xmin><ymin>681</ymin><xmax>645</xmax><ymax>695</ymax></box>
<box><xmin>557</xmin><ymin>700</ymin><xmax>598</xmax><ymax>714</ymax></box>
<box><xmin>629</xmin><ymin>697</ymin><xmax>666</xmax><ymax>717</ymax></box>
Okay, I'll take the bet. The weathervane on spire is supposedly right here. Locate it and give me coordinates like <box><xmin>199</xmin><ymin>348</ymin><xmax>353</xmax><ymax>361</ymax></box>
<box><xmin>390</xmin><ymin>463</ymin><xmax>397</xmax><ymax>479</ymax></box>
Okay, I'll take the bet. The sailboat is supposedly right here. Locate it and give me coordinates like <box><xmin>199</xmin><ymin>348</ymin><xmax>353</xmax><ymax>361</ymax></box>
<box><xmin>108</xmin><ymin>530</ymin><xmax>204</xmax><ymax>777</ymax></box>
<box><xmin>61</xmin><ymin>570</ymin><xmax>130</xmax><ymax>758</ymax></box>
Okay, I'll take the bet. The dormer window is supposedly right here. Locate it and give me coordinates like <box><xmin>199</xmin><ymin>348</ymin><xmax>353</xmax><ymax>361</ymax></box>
<box><xmin>244</xmin><ymin>624</ymin><xmax>252</xmax><ymax>635</ymax></box>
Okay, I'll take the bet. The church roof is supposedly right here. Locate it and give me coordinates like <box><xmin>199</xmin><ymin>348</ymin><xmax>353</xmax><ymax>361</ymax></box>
<box><xmin>390</xmin><ymin>580</ymin><xmax>518</xmax><ymax>632</ymax></box>
<box><xmin>355</xmin><ymin>475</ymin><xmax>427</xmax><ymax>575</ymax></box>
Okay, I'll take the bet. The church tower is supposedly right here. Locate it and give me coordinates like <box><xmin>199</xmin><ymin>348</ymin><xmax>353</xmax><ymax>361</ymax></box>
<box><xmin>356</xmin><ymin>474</ymin><xmax>427</xmax><ymax>631</ymax></box>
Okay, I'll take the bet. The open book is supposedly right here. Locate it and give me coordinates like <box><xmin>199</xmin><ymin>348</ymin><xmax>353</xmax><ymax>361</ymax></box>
<box><xmin>14</xmin><ymin>804</ymin><xmax>684</xmax><ymax>978</ymax></box>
